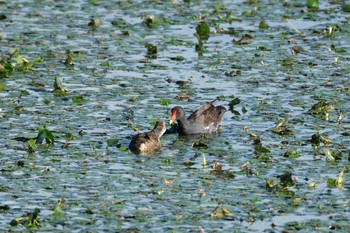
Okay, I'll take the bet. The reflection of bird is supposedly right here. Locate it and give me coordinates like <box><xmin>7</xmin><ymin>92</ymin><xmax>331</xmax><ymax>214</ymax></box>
<box><xmin>129</xmin><ymin>120</ymin><xmax>166</xmax><ymax>154</ymax></box>
<box><xmin>170</xmin><ymin>101</ymin><xmax>226</xmax><ymax>135</ymax></box>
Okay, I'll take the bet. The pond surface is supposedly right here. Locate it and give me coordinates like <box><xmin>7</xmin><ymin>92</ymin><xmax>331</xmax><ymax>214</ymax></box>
<box><xmin>1</xmin><ymin>0</ymin><xmax>350</xmax><ymax>232</ymax></box>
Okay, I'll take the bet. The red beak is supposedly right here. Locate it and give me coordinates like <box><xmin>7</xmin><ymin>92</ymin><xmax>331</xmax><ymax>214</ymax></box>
<box><xmin>170</xmin><ymin>109</ymin><xmax>176</xmax><ymax>125</ymax></box>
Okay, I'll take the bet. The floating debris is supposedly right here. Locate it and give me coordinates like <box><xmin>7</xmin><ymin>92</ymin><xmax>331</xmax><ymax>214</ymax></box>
<box><xmin>308</xmin><ymin>100</ymin><xmax>334</xmax><ymax>120</ymax></box>
<box><xmin>272</xmin><ymin>119</ymin><xmax>294</xmax><ymax>136</ymax></box>
<box><xmin>10</xmin><ymin>208</ymin><xmax>41</xmax><ymax>227</ymax></box>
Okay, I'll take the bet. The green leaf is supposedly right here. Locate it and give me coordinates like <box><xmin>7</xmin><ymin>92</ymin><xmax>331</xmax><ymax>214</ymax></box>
<box><xmin>119</xmin><ymin>145</ymin><xmax>128</xmax><ymax>151</ymax></box>
<box><xmin>26</xmin><ymin>208</ymin><xmax>40</xmax><ymax>227</ymax></box>
<box><xmin>53</xmin><ymin>204</ymin><xmax>64</xmax><ymax>218</ymax></box>
<box><xmin>282</xmin><ymin>58</ymin><xmax>295</xmax><ymax>67</ymax></box>
<box><xmin>254</xmin><ymin>145</ymin><xmax>271</xmax><ymax>153</ymax></box>
<box><xmin>28</xmin><ymin>138</ymin><xmax>37</xmax><ymax>152</ymax></box>
<box><xmin>324</xmin><ymin>148</ymin><xmax>335</xmax><ymax>161</ymax></box>
<box><xmin>242</xmin><ymin>10</ymin><xmax>255</xmax><ymax>17</ymax></box>
<box><xmin>278</xmin><ymin>171</ymin><xmax>295</xmax><ymax>187</ymax></box>
<box><xmin>344</xmin><ymin>4</ymin><xmax>350</xmax><ymax>12</ymax></box>
<box><xmin>327</xmin><ymin>178</ymin><xmax>337</xmax><ymax>187</ymax></box>
<box><xmin>196</xmin><ymin>22</ymin><xmax>210</xmax><ymax>41</ymax></box>
<box><xmin>64</xmin><ymin>133</ymin><xmax>77</xmax><ymax>140</ymax></box>
<box><xmin>170</xmin><ymin>56</ymin><xmax>185</xmax><ymax>61</ymax></box>
<box><xmin>229</xmin><ymin>97</ymin><xmax>241</xmax><ymax>114</ymax></box>
<box><xmin>159</xmin><ymin>98</ymin><xmax>171</xmax><ymax>106</ymax></box>
<box><xmin>10</xmin><ymin>48</ymin><xmax>19</xmax><ymax>57</ymax></box>
<box><xmin>88</xmin><ymin>18</ymin><xmax>100</xmax><ymax>28</ymax></box>
<box><xmin>36</xmin><ymin>128</ymin><xmax>47</xmax><ymax>144</ymax></box>
<box><xmin>335</xmin><ymin>48</ymin><xmax>347</xmax><ymax>53</ymax></box>
<box><xmin>43</xmin><ymin>128</ymin><xmax>54</xmax><ymax>144</ymax></box>
<box><xmin>43</xmin><ymin>99</ymin><xmax>51</xmax><ymax>105</ymax></box>
<box><xmin>142</xmin><ymin>15</ymin><xmax>160</xmax><ymax>28</ymax></box>
<box><xmin>36</xmin><ymin>127</ymin><xmax>54</xmax><ymax>145</ymax></box>
<box><xmin>292</xmin><ymin>198</ymin><xmax>301</xmax><ymax>206</ymax></box>
<box><xmin>21</xmin><ymin>90</ymin><xmax>30</xmax><ymax>96</ymax></box>
<box><xmin>306</xmin><ymin>0</ymin><xmax>319</xmax><ymax>9</ymax></box>
<box><xmin>145</xmin><ymin>43</ymin><xmax>157</xmax><ymax>55</ymax></box>
<box><xmin>324</xmin><ymin>148</ymin><xmax>342</xmax><ymax>161</ymax></box>
<box><xmin>259</xmin><ymin>20</ymin><xmax>269</xmax><ymax>29</ymax></box>
<box><xmin>283</xmin><ymin>150</ymin><xmax>300</xmax><ymax>158</ymax></box>
<box><xmin>100</xmin><ymin>61</ymin><xmax>112</xmax><ymax>66</ymax></box>
<box><xmin>111</xmin><ymin>18</ymin><xmax>127</xmax><ymax>27</ymax></box>
<box><xmin>195</xmin><ymin>40</ymin><xmax>204</xmax><ymax>52</ymax></box>
<box><xmin>231</xmin><ymin>110</ymin><xmax>241</xmax><ymax>116</ymax></box>
<box><xmin>256</xmin><ymin>46</ymin><xmax>270</xmax><ymax>51</ymax></box>
<box><xmin>311</xmin><ymin>133</ymin><xmax>321</xmax><ymax>146</ymax></box>
<box><xmin>149</xmin><ymin>119</ymin><xmax>158</xmax><ymax>126</ymax></box>
<box><xmin>27</xmin><ymin>56</ymin><xmax>44</xmax><ymax>69</ymax></box>
<box><xmin>107</xmin><ymin>139</ymin><xmax>119</xmax><ymax>147</ymax></box>
<box><xmin>163</xmin><ymin>159</ymin><xmax>171</xmax><ymax>165</ymax></box>
<box><xmin>53</xmin><ymin>77</ymin><xmax>69</xmax><ymax>93</ymax></box>
<box><xmin>72</xmin><ymin>96</ymin><xmax>84</xmax><ymax>105</ymax></box>
<box><xmin>229</xmin><ymin>97</ymin><xmax>241</xmax><ymax>106</ymax></box>
<box><xmin>16</xmin><ymin>55</ymin><xmax>29</xmax><ymax>65</ymax></box>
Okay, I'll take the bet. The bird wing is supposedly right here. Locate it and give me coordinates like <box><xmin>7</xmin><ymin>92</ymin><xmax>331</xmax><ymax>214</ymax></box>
<box><xmin>187</xmin><ymin>102</ymin><xmax>214</xmax><ymax>122</ymax></box>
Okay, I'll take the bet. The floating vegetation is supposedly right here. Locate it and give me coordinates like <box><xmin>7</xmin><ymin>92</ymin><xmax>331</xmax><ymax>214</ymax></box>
<box><xmin>273</xmin><ymin>119</ymin><xmax>294</xmax><ymax>136</ymax></box>
<box><xmin>196</xmin><ymin>21</ymin><xmax>210</xmax><ymax>41</ymax></box>
<box><xmin>259</xmin><ymin>20</ymin><xmax>269</xmax><ymax>30</ymax></box>
<box><xmin>64</xmin><ymin>49</ymin><xmax>74</xmax><ymax>67</ymax></box>
<box><xmin>308</xmin><ymin>100</ymin><xmax>334</xmax><ymax>119</ymax></box>
<box><xmin>324</xmin><ymin>148</ymin><xmax>342</xmax><ymax>161</ymax></box>
<box><xmin>211</xmin><ymin>205</ymin><xmax>233</xmax><ymax>219</ymax></box>
<box><xmin>282</xmin><ymin>150</ymin><xmax>300</xmax><ymax>159</ymax></box>
<box><xmin>36</xmin><ymin>127</ymin><xmax>55</xmax><ymax>145</ymax></box>
<box><xmin>88</xmin><ymin>18</ymin><xmax>100</xmax><ymax>29</ymax></box>
<box><xmin>53</xmin><ymin>198</ymin><xmax>66</xmax><ymax>219</ymax></box>
<box><xmin>145</xmin><ymin>43</ymin><xmax>157</xmax><ymax>59</ymax></box>
<box><xmin>10</xmin><ymin>208</ymin><xmax>41</xmax><ymax>227</ymax></box>
<box><xmin>327</xmin><ymin>170</ymin><xmax>345</xmax><ymax>189</ymax></box>
<box><xmin>142</xmin><ymin>15</ymin><xmax>160</xmax><ymax>28</ymax></box>
<box><xmin>111</xmin><ymin>18</ymin><xmax>128</xmax><ymax>27</ymax></box>
<box><xmin>0</xmin><ymin>48</ymin><xmax>43</xmax><ymax>78</ymax></box>
<box><xmin>72</xmin><ymin>95</ymin><xmax>85</xmax><ymax>105</ymax></box>
<box><xmin>1</xmin><ymin>0</ymin><xmax>350</xmax><ymax>232</ymax></box>
<box><xmin>311</xmin><ymin>133</ymin><xmax>331</xmax><ymax>147</ymax></box>
<box><xmin>192</xmin><ymin>141</ymin><xmax>208</xmax><ymax>149</ymax></box>
<box><xmin>306</xmin><ymin>0</ymin><xmax>319</xmax><ymax>9</ymax></box>
<box><xmin>53</xmin><ymin>77</ymin><xmax>68</xmax><ymax>92</ymax></box>
<box><xmin>228</xmin><ymin>96</ymin><xmax>242</xmax><ymax>116</ymax></box>
<box><xmin>234</xmin><ymin>33</ymin><xmax>254</xmax><ymax>45</ymax></box>
<box><xmin>195</xmin><ymin>21</ymin><xmax>210</xmax><ymax>52</ymax></box>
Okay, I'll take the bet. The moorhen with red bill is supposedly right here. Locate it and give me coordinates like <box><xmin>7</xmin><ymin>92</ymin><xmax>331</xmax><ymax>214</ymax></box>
<box><xmin>170</xmin><ymin>101</ymin><xmax>226</xmax><ymax>135</ymax></box>
<box><xmin>129</xmin><ymin>120</ymin><xmax>166</xmax><ymax>154</ymax></box>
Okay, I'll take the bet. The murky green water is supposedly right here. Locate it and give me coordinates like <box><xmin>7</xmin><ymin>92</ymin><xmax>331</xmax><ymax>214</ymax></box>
<box><xmin>1</xmin><ymin>0</ymin><xmax>349</xmax><ymax>232</ymax></box>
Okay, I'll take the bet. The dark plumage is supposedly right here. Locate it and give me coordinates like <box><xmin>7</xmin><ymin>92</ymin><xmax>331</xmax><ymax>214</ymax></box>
<box><xmin>170</xmin><ymin>101</ymin><xmax>226</xmax><ymax>135</ymax></box>
<box><xmin>129</xmin><ymin>120</ymin><xmax>166</xmax><ymax>154</ymax></box>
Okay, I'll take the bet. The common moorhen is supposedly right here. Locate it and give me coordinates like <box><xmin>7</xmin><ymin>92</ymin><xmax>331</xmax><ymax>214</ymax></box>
<box><xmin>129</xmin><ymin>120</ymin><xmax>166</xmax><ymax>154</ymax></box>
<box><xmin>170</xmin><ymin>101</ymin><xmax>226</xmax><ymax>135</ymax></box>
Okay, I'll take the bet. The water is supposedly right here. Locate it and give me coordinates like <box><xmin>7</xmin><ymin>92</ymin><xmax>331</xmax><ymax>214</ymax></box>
<box><xmin>0</xmin><ymin>0</ymin><xmax>349</xmax><ymax>232</ymax></box>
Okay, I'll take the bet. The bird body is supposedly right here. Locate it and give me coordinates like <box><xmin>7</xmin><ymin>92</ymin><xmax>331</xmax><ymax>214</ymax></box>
<box><xmin>170</xmin><ymin>101</ymin><xmax>226</xmax><ymax>135</ymax></box>
<box><xmin>129</xmin><ymin>120</ymin><xmax>166</xmax><ymax>154</ymax></box>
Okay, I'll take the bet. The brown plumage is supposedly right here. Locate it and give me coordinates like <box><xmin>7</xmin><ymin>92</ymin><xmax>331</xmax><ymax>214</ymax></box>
<box><xmin>170</xmin><ymin>101</ymin><xmax>226</xmax><ymax>135</ymax></box>
<box><xmin>129</xmin><ymin>120</ymin><xmax>166</xmax><ymax>154</ymax></box>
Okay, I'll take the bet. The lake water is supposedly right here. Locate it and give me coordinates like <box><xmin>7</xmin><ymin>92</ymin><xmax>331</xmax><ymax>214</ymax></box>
<box><xmin>0</xmin><ymin>0</ymin><xmax>349</xmax><ymax>232</ymax></box>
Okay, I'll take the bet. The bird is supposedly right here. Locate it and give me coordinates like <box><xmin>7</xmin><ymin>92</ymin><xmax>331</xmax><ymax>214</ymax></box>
<box><xmin>169</xmin><ymin>101</ymin><xmax>226</xmax><ymax>135</ymax></box>
<box><xmin>129</xmin><ymin>120</ymin><xmax>166</xmax><ymax>154</ymax></box>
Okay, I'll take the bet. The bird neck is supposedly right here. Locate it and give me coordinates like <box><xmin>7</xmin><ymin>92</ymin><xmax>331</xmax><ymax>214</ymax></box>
<box><xmin>177</xmin><ymin>118</ymin><xmax>189</xmax><ymax>129</ymax></box>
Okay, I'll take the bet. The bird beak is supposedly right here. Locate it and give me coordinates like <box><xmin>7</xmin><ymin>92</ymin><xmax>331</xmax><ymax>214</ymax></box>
<box><xmin>169</xmin><ymin>110</ymin><xmax>176</xmax><ymax>125</ymax></box>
